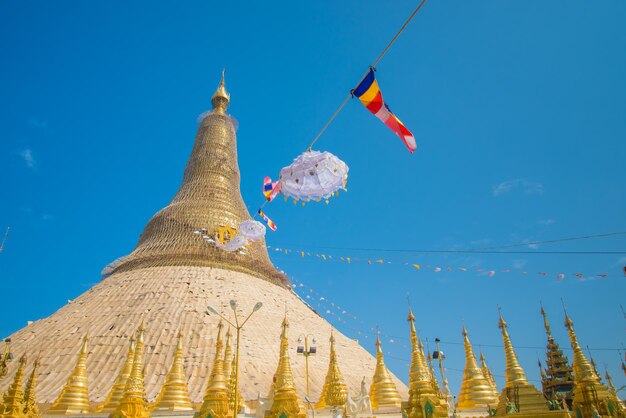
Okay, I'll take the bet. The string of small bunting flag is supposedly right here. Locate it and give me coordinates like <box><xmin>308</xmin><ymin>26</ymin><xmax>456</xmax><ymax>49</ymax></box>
<box><xmin>269</xmin><ymin>245</ymin><xmax>610</xmax><ymax>281</ymax></box>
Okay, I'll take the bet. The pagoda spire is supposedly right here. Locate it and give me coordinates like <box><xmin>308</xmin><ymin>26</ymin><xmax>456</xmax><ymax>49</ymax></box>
<box><xmin>605</xmin><ymin>368</ymin><xmax>626</xmax><ymax>415</ymax></box>
<box><xmin>196</xmin><ymin>321</ymin><xmax>230</xmax><ymax>418</ymax></box>
<box><xmin>316</xmin><ymin>332</ymin><xmax>348</xmax><ymax>410</ymax></box>
<box><xmin>0</xmin><ymin>353</ymin><xmax>27</xmax><ymax>418</ymax></box>
<box><xmin>480</xmin><ymin>351</ymin><xmax>499</xmax><ymax>394</ymax></box>
<box><xmin>539</xmin><ymin>307</ymin><xmax>574</xmax><ymax>407</ymax></box>
<box><xmin>98</xmin><ymin>333</ymin><xmax>136</xmax><ymax>413</ymax></box>
<box><xmin>110</xmin><ymin>71</ymin><xmax>283</xmax><ymax>285</ymax></box>
<box><xmin>49</xmin><ymin>335</ymin><xmax>91</xmax><ymax>415</ymax></box>
<box><xmin>456</xmin><ymin>326</ymin><xmax>499</xmax><ymax>412</ymax></box>
<box><xmin>493</xmin><ymin>312</ymin><xmax>554</xmax><ymax>416</ymax></box>
<box><xmin>110</xmin><ymin>322</ymin><xmax>150</xmax><ymax>418</ymax></box>
<box><xmin>564</xmin><ymin>312</ymin><xmax>617</xmax><ymax>417</ymax></box>
<box><xmin>267</xmin><ymin>315</ymin><xmax>305</xmax><ymax>418</ymax></box>
<box><xmin>369</xmin><ymin>335</ymin><xmax>402</xmax><ymax>410</ymax></box>
<box><xmin>23</xmin><ymin>356</ymin><xmax>41</xmax><ymax>418</ymax></box>
<box><xmin>406</xmin><ymin>309</ymin><xmax>448</xmax><ymax>418</ymax></box>
<box><xmin>151</xmin><ymin>331</ymin><xmax>193</xmax><ymax>411</ymax></box>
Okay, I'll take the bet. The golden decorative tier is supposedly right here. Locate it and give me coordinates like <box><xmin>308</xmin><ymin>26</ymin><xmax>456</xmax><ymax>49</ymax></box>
<box><xmin>98</xmin><ymin>335</ymin><xmax>136</xmax><ymax>413</ymax></box>
<box><xmin>0</xmin><ymin>354</ymin><xmax>27</xmax><ymax>418</ymax></box>
<box><xmin>370</xmin><ymin>337</ymin><xmax>402</xmax><ymax>410</ymax></box>
<box><xmin>23</xmin><ymin>356</ymin><xmax>41</xmax><ymax>418</ymax></box>
<box><xmin>316</xmin><ymin>333</ymin><xmax>348</xmax><ymax>409</ymax></box>
<box><xmin>151</xmin><ymin>331</ymin><xmax>193</xmax><ymax>411</ymax></box>
<box><xmin>195</xmin><ymin>322</ymin><xmax>230</xmax><ymax>418</ymax></box>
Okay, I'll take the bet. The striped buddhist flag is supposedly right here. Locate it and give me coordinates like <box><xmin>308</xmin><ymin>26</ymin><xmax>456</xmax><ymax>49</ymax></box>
<box><xmin>263</xmin><ymin>176</ymin><xmax>281</xmax><ymax>201</ymax></box>
<box><xmin>353</xmin><ymin>69</ymin><xmax>416</xmax><ymax>153</ymax></box>
<box><xmin>258</xmin><ymin>209</ymin><xmax>277</xmax><ymax>231</ymax></box>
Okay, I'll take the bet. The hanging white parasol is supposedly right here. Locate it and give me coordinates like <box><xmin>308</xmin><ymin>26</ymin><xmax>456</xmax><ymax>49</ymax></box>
<box><xmin>238</xmin><ymin>220</ymin><xmax>266</xmax><ymax>240</ymax></box>
<box><xmin>215</xmin><ymin>235</ymin><xmax>249</xmax><ymax>252</ymax></box>
<box><xmin>279</xmin><ymin>150</ymin><xmax>349</xmax><ymax>202</ymax></box>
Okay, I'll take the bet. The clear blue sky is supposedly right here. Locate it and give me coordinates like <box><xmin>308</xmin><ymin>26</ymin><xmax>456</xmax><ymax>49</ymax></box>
<box><xmin>1</xmin><ymin>0</ymin><xmax>625</xmax><ymax>396</ymax></box>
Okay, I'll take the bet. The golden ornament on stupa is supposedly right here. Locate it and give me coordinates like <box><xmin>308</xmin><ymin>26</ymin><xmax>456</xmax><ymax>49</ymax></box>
<box><xmin>98</xmin><ymin>334</ymin><xmax>136</xmax><ymax>413</ymax></box>
<box><xmin>0</xmin><ymin>353</ymin><xmax>27</xmax><ymax>418</ymax></box>
<box><xmin>48</xmin><ymin>335</ymin><xmax>91</xmax><ymax>415</ymax></box>
<box><xmin>22</xmin><ymin>356</ymin><xmax>41</xmax><ymax>418</ymax></box>
<box><xmin>151</xmin><ymin>331</ymin><xmax>193</xmax><ymax>412</ymax></box>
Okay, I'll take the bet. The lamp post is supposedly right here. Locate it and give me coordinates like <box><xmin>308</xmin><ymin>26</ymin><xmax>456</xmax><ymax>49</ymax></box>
<box><xmin>0</xmin><ymin>338</ymin><xmax>12</xmax><ymax>377</ymax></box>
<box><xmin>207</xmin><ymin>300</ymin><xmax>262</xmax><ymax>418</ymax></box>
<box><xmin>297</xmin><ymin>334</ymin><xmax>317</xmax><ymax>398</ymax></box>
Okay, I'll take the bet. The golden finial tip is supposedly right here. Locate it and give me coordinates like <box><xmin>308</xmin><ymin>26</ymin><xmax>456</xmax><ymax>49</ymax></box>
<box><xmin>211</xmin><ymin>69</ymin><xmax>230</xmax><ymax>113</ymax></box>
<box><xmin>407</xmin><ymin>309</ymin><xmax>416</xmax><ymax>322</ymax></box>
<box><xmin>462</xmin><ymin>325</ymin><xmax>468</xmax><ymax>337</ymax></box>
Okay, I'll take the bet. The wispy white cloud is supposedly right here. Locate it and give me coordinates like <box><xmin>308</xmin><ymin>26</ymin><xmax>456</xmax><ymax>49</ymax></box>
<box><xmin>493</xmin><ymin>179</ymin><xmax>543</xmax><ymax>196</ymax></box>
<box><xmin>538</xmin><ymin>219</ymin><xmax>556</xmax><ymax>225</ymax></box>
<box><xmin>512</xmin><ymin>259</ymin><xmax>527</xmax><ymax>269</ymax></box>
<box><xmin>19</xmin><ymin>148</ymin><xmax>36</xmax><ymax>169</ymax></box>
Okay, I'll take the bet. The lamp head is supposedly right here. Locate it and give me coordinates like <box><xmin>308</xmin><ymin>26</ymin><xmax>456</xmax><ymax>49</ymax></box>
<box><xmin>297</xmin><ymin>346</ymin><xmax>304</xmax><ymax>354</ymax></box>
<box><xmin>230</xmin><ymin>300</ymin><xmax>237</xmax><ymax>310</ymax></box>
<box><xmin>206</xmin><ymin>305</ymin><xmax>219</xmax><ymax>315</ymax></box>
<box><xmin>253</xmin><ymin>302</ymin><xmax>263</xmax><ymax>312</ymax></box>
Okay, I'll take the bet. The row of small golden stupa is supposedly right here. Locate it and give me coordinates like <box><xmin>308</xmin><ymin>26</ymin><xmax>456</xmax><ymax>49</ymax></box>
<box><xmin>1</xmin><ymin>309</ymin><xmax>624</xmax><ymax>418</ymax></box>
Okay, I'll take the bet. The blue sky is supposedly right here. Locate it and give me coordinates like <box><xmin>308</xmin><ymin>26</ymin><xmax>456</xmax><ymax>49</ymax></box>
<box><xmin>1</xmin><ymin>0</ymin><xmax>625</xmax><ymax>396</ymax></box>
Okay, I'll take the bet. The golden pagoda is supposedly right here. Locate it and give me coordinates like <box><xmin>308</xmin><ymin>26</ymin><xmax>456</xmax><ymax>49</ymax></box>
<box><xmin>540</xmin><ymin>307</ymin><xmax>575</xmax><ymax>408</ymax></box>
<box><xmin>151</xmin><ymin>331</ymin><xmax>193</xmax><ymax>412</ymax></box>
<box><xmin>0</xmin><ymin>73</ymin><xmax>404</xmax><ymax>406</ymax></box>
<box><xmin>406</xmin><ymin>310</ymin><xmax>448</xmax><ymax>418</ymax></box>
<box><xmin>493</xmin><ymin>313</ymin><xmax>569</xmax><ymax>417</ymax></box>
<box><xmin>23</xmin><ymin>356</ymin><xmax>41</xmax><ymax>418</ymax></box>
<box><xmin>98</xmin><ymin>334</ymin><xmax>136</xmax><ymax>413</ymax></box>
<box><xmin>456</xmin><ymin>326</ymin><xmax>499</xmax><ymax>415</ymax></box>
<box><xmin>48</xmin><ymin>335</ymin><xmax>91</xmax><ymax>415</ymax></box>
<box><xmin>564</xmin><ymin>313</ymin><xmax>624</xmax><ymax>417</ymax></box>
<box><xmin>479</xmin><ymin>351</ymin><xmax>498</xmax><ymax>395</ymax></box>
<box><xmin>316</xmin><ymin>332</ymin><xmax>348</xmax><ymax>410</ymax></box>
<box><xmin>369</xmin><ymin>336</ymin><xmax>402</xmax><ymax>410</ymax></box>
<box><xmin>0</xmin><ymin>353</ymin><xmax>27</xmax><ymax>418</ymax></box>
<box><xmin>267</xmin><ymin>316</ymin><xmax>305</xmax><ymax>418</ymax></box>
<box><xmin>195</xmin><ymin>321</ymin><xmax>230</xmax><ymax>418</ymax></box>
<box><xmin>110</xmin><ymin>323</ymin><xmax>150</xmax><ymax>418</ymax></box>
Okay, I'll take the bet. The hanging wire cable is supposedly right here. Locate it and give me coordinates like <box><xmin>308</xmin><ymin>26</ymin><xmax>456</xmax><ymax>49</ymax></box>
<box><xmin>306</xmin><ymin>0</ymin><xmax>428</xmax><ymax>151</ymax></box>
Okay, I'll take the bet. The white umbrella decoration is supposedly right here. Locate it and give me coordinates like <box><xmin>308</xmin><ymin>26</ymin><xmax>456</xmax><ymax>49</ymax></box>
<box><xmin>279</xmin><ymin>150</ymin><xmax>349</xmax><ymax>203</ymax></box>
<box><xmin>238</xmin><ymin>219</ymin><xmax>266</xmax><ymax>240</ymax></box>
<box><xmin>215</xmin><ymin>234</ymin><xmax>249</xmax><ymax>252</ymax></box>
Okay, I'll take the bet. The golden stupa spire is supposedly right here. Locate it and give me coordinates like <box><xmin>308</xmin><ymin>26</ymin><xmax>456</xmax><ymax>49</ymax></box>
<box><xmin>110</xmin><ymin>71</ymin><xmax>283</xmax><ymax>285</ymax></box>
<box><xmin>110</xmin><ymin>322</ymin><xmax>150</xmax><ymax>418</ymax></box>
<box><xmin>98</xmin><ymin>333</ymin><xmax>136</xmax><ymax>413</ymax></box>
<box><xmin>369</xmin><ymin>334</ymin><xmax>402</xmax><ymax>410</ymax></box>
<box><xmin>23</xmin><ymin>356</ymin><xmax>41</xmax><ymax>418</ymax></box>
<box><xmin>493</xmin><ymin>311</ymin><xmax>555</xmax><ymax>416</ymax></box>
<box><xmin>211</xmin><ymin>69</ymin><xmax>230</xmax><ymax>114</ymax></box>
<box><xmin>479</xmin><ymin>351</ymin><xmax>499</xmax><ymax>394</ymax></box>
<box><xmin>228</xmin><ymin>353</ymin><xmax>244</xmax><ymax>414</ymax></box>
<box><xmin>49</xmin><ymin>335</ymin><xmax>91</xmax><ymax>415</ymax></box>
<box><xmin>456</xmin><ymin>326</ymin><xmax>499</xmax><ymax>411</ymax></box>
<box><xmin>195</xmin><ymin>321</ymin><xmax>230</xmax><ymax>418</ymax></box>
<box><xmin>539</xmin><ymin>306</ymin><xmax>574</xmax><ymax>407</ymax></box>
<box><xmin>406</xmin><ymin>309</ymin><xmax>448</xmax><ymax>418</ymax></box>
<box><xmin>152</xmin><ymin>331</ymin><xmax>193</xmax><ymax>411</ymax></box>
<box><xmin>0</xmin><ymin>353</ymin><xmax>27</xmax><ymax>418</ymax></box>
<box><xmin>267</xmin><ymin>315</ymin><xmax>305</xmax><ymax>418</ymax></box>
<box><xmin>564</xmin><ymin>312</ymin><xmax>617</xmax><ymax>417</ymax></box>
<box><xmin>605</xmin><ymin>368</ymin><xmax>626</xmax><ymax>415</ymax></box>
<box><xmin>316</xmin><ymin>331</ymin><xmax>348</xmax><ymax>409</ymax></box>
<box><xmin>223</xmin><ymin>328</ymin><xmax>233</xmax><ymax>386</ymax></box>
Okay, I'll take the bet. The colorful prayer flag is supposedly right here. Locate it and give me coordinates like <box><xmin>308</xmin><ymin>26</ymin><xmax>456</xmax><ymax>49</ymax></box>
<box><xmin>263</xmin><ymin>176</ymin><xmax>281</xmax><ymax>201</ymax></box>
<box><xmin>353</xmin><ymin>69</ymin><xmax>416</xmax><ymax>153</ymax></box>
<box><xmin>257</xmin><ymin>209</ymin><xmax>277</xmax><ymax>231</ymax></box>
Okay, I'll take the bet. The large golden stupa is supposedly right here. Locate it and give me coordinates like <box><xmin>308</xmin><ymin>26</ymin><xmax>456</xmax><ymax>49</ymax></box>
<box><xmin>0</xmin><ymin>74</ymin><xmax>407</xmax><ymax>408</ymax></box>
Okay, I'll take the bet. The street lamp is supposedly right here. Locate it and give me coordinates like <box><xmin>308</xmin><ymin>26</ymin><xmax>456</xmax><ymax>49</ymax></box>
<box><xmin>297</xmin><ymin>334</ymin><xmax>317</xmax><ymax>398</ymax></box>
<box><xmin>206</xmin><ymin>300</ymin><xmax>262</xmax><ymax>417</ymax></box>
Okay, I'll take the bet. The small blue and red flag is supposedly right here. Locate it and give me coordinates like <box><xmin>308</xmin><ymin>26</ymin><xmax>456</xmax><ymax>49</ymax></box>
<box><xmin>258</xmin><ymin>209</ymin><xmax>277</xmax><ymax>231</ymax></box>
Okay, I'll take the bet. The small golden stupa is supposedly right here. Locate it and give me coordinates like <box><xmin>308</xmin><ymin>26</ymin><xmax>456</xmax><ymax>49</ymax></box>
<box><xmin>369</xmin><ymin>336</ymin><xmax>402</xmax><ymax>410</ymax></box>
<box><xmin>479</xmin><ymin>351</ymin><xmax>499</xmax><ymax>395</ymax></box>
<box><xmin>456</xmin><ymin>326</ymin><xmax>499</xmax><ymax>415</ymax></box>
<box><xmin>492</xmin><ymin>313</ymin><xmax>570</xmax><ymax>418</ymax></box>
<box><xmin>406</xmin><ymin>310</ymin><xmax>448</xmax><ymax>418</ymax></box>
<box><xmin>110</xmin><ymin>323</ymin><xmax>150</xmax><ymax>418</ymax></box>
<box><xmin>316</xmin><ymin>332</ymin><xmax>348</xmax><ymax>410</ymax></box>
<box><xmin>98</xmin><ymin>334</ymin><xmax>136</xmax><ymax>413</ymax></box>
<box><xmin>48</xmin><ymin>336</ymin><xmax>91</xmax><ymax>415</ymax></box>
<box><xmin>195</xmin><ymin>321</ymin><xmax>230</xmax><ymax>418</ymax></box>
<box><xmin>23</xmin><ymin>356</ymin><xmax>41</xmax><ymax>418</ymax></box>
<box><xmin>0</xmin><ymin>354</ymin><xmax>27</xmax><ymax>418</ymax></box>
<box><xmin>266</xmin><ymin>316</ymin><xmax>306</xmax><ymax>418</ymax></box>
<box><xmin>151</xmin><ymin>331</ymin><xmax>193</xmax><ymax>412</ymax></box>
